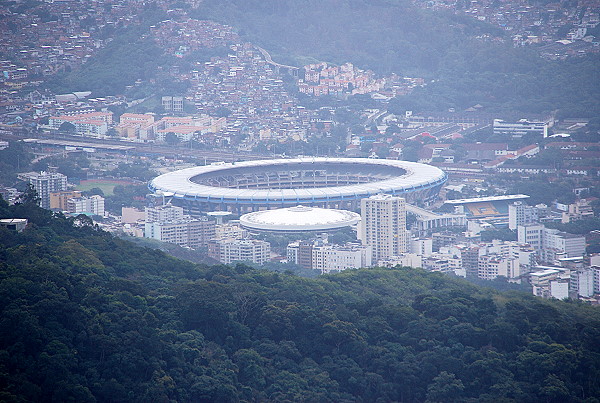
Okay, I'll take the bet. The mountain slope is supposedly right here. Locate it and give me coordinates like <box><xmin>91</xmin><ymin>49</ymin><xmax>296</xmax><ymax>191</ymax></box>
<box><xmin>1</xmin><ymin>199</ymin><xmax>600</xmax><ymax>402</ymax></box>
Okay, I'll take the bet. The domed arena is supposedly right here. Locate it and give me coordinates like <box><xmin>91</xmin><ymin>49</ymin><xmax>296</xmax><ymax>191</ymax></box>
<box><xmin>148</xmin><ymin>157</ymin><xmax>447</xmax><ymax>214</ymax></box>
<box><xmin>240</xmin><ymin>205</ymin><xmax>361</xmax><ymax>233</ymax></box>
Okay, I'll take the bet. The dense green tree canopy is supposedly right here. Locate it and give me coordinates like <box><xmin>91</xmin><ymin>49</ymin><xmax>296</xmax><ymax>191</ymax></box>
<box><xmin>1</xmin><ymin>192</ymin><xmax>600</xmax><ymax>402</ymax></box>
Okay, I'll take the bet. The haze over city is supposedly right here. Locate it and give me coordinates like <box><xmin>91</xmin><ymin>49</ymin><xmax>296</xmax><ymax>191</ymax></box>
<box><xmin>1</xmin><ymin>0</ymin><xmax>600</xmax><ymax>401</ymax></box>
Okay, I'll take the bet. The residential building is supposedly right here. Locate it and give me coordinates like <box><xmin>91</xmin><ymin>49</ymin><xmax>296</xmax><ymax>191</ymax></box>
<box><xmin>410</xmin><ymin>238</ymin><xmax>433</xmax><ymax>257</ymax></box>
<box><xmin>50</xmin><ymin>190</ymin><xmax>82</xmax><ymax>211</ymax></box>
<box><xmin>359</xmin><ymin>194</ymin><xmax>410</xmax><ymax>261</ymax></box>
<box><xmin>528</xmin><ymin>266</ymin><xmax>571</xmax><ymax>299</ymax></box>
<box><xmin>145</xmin><ymin>204</ymin><xmax>185</xmax><ymax>223</ymax></box>
<box><xmin>477</xmin><ymin>254</ymin><xmax>520</xmax><ymax>280</ymax></box>
<box><xmin>49</xmin><ymin>112</ymin><xmax>113</xmax><ymax>136</ymax></box>
<box><xmin>144</xmin><ymin>204</ymin><xmax>215</xmax><ymax>248</ymax></box>
<box><xmin>377</xmin><ymin>253</ymin><xmax>423</xmax><ymax>269</ymax></box>
<box><xmin>462</xmin><ymin>246</ymin><xmax>481</xmax><ymax>278</ymax></box>
<box><xmin>208</xmin><ymin>238</ymin><xmax>270</xmax><ymax>264</ymax></box>
<box><xmin>493</xmin><ymin>119</ymin><xmax>549</xmax><ymax>137</ymax></box>
<box><xmin>509</xmin><ymin>201</ymin><xmax>539</xmax><ymax>230</ymax></box>
<box><xmin>542</xmin><ymin>228</ymin><xmax>586</xmax><ymax>262</ymax></box>
<box><xmin>67</xmin><ymin>195</ymin><xmax>105</xmax><ymax>216</ymax></box>
<box><xmin>311</xmin><ymin>243</ymin><xmax>372</xmax><ymax>274</ymax></box>
<box><xmin>145</xmin><ymin>217</ymin><xmax>216</xmax><ymax>249</ymax></box>
<box><xmin>162</xmin><ymin>96</ymin><xmax>184</xmax><ymax>112</ymax></box>
<box><xmin>517</xmin><ymin>223</ymin><xmax>545</xmax><ymax>250</ymax></box>
<box><xmin>570</xmin><ymin>268</ymin><xmax>595</xmax><ymax>298</ymax></box>
<box><xmin>18</xmin><ymin>171</ymin><xmax>67</xmax><ymax>209</ymax></box>
<box><xmin>0</xmin><ymin>187</ymin><xmax>18</xmax><ymax>204</ymax></box>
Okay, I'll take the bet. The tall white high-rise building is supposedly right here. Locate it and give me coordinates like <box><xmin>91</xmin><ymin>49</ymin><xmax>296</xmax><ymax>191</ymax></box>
<box><xmin>18</xmin><ymin>171</ymin><xmax>67</xmax><ymax>209</ymax></box>
<box><xmin>359</xmin><ymin>194</ymin><xmax>410</xmax><ymax>261</ymax></box>
<box><xmin>508</xmin><ymin>201</ymin><xmax>539</xmax><ymax>230</ymax></box>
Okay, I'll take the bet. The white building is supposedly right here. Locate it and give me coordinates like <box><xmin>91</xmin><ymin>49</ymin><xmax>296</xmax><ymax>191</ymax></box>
<box><xmin>208</xmin><ymin>238</ymin><xmax>270</xmax><ymax>265</ymax></box>
<box><xmin>410</xmin><ymin>238</ymin><xmax>433</xmax><ymax>257</ymax></box>
<box><xmin>67</xmin><ymin>195</ymin><xmax>105</xmax><ymax>216</ymax></box>
<box><xmin>144</xmin><ymin>204</ymin><xmax>215</xmax><ymax>248</ymax></box>
<box><xmin>311</xmin><ymin>243</ymin><xmax>372</xmax><ymax>274</ymax></box>
<box><xmin>529</xmin><ymin>266</ymin><xmax>571</xmax><ymax>299</ymax></box>
<box><xmin>570</xmin><ymin>268</ymin><xmax>595</xmax><ymax>298</ymax></box>
<box><xmin>509</xmin><ymin>201</ymin><xmax>539</xmax><ymax>230</ymax></box>
<box><xmin>477</xmin><ymin>254</ymin><xmax>520</xmax><ymax>280</ymax></box>
<box><xmin>145</xmin><ymin>217</ymin><xmax>215</xmax><ymax>249</ymax></box>
<box><xmin>517</xmin><ymin>223</ymin><xmax>545</xmax><ymax>250</ymax></box>
<box><xmin>493</xmin><ymin>119</ymin><xmax>549</xmax><ymax>138</ymax></box>
<box><xmin>377</xmin><ymin>253</ymin><xmax>423</xmax><ymax>269</ymax></box>
<box><xmin>18</xmin><ymin>171</ymin><xmax>67</xmax><ymax>209</ymax></box>
<box><xmin>359</xmin><ymin>194</ymin><xmax>410</xmax><ymax>261</ymax></box>
<box><xmin>542</xmin><ymin>228</ymin><xmax>586</xmax><ymax>262</ymax></box>
<box><xmin>145</xmin><ymin>204</ymin><xmax>185</xmax><ymax>223</ymax></box>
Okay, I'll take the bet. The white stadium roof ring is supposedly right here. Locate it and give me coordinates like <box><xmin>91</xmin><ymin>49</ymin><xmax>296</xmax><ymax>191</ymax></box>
<box><xmin>148</xmin><ymin>158</ymin><xmax>447</xmax><ymax>213</ymax></box>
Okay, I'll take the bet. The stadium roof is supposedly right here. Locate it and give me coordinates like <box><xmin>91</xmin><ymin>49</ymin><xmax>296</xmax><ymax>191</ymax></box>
<box><xmin>149</xmin><ymin>158</ymin><xmax>447</xmax><ymax>203</ymax></box>
<box><xmin>443</xmin><ymin>194</ymin><xmax>530</xmax><ymax>205</ymax></box>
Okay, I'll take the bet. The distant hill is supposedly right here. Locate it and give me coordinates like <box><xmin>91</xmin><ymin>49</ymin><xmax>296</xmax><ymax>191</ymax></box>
<box><xmin>2</xmin><ymin>196</ymin><xmax>600</xmax><ymax>402</ymax></box>
<box><xmin>196</xmin><ymin>0</ymin><xmax>600</xmax><ymax>117</ymax></box>
<box><xmin>47</xmin><ymin>0</ymin><xmax>600</xmax><ymax>117</ymax></box>
<box><xmin>195</xmin><ymin>0</ymin><xmax>505</xmax><ymax>75</ymax></box>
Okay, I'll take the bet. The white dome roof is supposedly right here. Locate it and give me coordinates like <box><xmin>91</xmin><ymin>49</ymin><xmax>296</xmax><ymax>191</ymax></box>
<box><xmin>240</xmin><ymin>206</ymin><xmax>360</xmax><ymax>232</ymax></box>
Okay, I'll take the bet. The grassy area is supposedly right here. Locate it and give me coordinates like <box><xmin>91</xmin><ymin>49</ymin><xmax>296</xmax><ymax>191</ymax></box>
<box><xmin>76</xmin><ymin>179</ymin><xmax>134</xmax><ymax>196</ymax></box>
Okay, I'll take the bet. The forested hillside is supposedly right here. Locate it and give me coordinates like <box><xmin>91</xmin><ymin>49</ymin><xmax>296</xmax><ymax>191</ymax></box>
<box><xmin>2</xmin><ymin>197</ymin><xmax>600</xmax><ymax>402</ymax></box>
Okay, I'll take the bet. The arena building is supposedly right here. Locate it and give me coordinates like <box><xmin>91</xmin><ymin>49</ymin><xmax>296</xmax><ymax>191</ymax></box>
<box><xmin>149</xmin><ymin>158</ymin><xmax>447</xmax><ymax>214</ymax></box>
<box><xmin>240</xmin><ymin>205</ymin><xmax>361</xmax><ymax>233</ymax></box>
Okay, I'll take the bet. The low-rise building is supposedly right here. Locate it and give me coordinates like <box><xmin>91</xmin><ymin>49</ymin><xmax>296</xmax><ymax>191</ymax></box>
<box><xmin>0</xmin><ymin>218</ymin><xmax>28</xmax><ymax>232</ymax></box>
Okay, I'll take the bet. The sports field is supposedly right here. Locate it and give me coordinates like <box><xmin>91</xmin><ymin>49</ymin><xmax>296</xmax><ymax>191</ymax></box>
<box><xmin>76</xmin><ymin>179</ymin><xmax>136</xmax><ymax>196</ymax></box>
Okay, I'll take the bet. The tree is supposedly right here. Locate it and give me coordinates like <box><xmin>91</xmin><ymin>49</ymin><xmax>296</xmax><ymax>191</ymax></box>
<box><xmin>425</xmin><ymin>371</ymin><xmax>465</xmax><ymax>403</ymax></box>
<box><xmin>165</xmin><ymin>133</ymin><xmax>180</xmax><ymax>145</ymax></box>
<box><xmin>16</xmin><ymin>183</ymin><xmax>41</xmax><ymax>206</ymax></box>
<box><xmin>59</xmin><ymin>121</ymin><xmax>76</xmax><ymax>133</ymax></box>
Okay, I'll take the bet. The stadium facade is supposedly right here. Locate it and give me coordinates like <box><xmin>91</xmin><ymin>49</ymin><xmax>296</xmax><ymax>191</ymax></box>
<box><xmin>149</xmin><ymin>158</ymin><xmax>447</xmax><ymax>214</ymax></box>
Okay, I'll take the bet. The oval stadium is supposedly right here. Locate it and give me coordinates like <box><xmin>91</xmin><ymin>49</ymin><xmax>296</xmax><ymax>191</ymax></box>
<box><xmin>148</xmin><ymin>157</ymin><xmax>447</xmax><ymax>214</ymax></box>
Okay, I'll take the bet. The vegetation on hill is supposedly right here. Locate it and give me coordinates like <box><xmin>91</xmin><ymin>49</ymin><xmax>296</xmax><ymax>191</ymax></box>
<box><xmin>2</xmin><ymin>197</ymin><xmax>600</xmax><ymax>402</ymax></box>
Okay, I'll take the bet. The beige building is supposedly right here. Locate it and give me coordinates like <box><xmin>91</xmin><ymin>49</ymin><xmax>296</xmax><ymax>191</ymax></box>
<box><xmin>50</xmin><ymin>190</ymin><xmax>82</xmax><ymax>211</ymax></box>
<box><xmin>359</xmin><ymin>194</ymin><xmax>410</xmax><ymax>261</ymax></box>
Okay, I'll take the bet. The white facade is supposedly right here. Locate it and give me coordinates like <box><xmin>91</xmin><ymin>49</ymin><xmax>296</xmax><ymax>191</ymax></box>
<box><xmin>543</xmin><ymin>228</ymin><xmax>586</xmax><ymax>260</ymax></box>
<box><xmin>517</xmin><ymin>224</ymin><xmax>545</xmax><ymax>250</ymax></box>
<box><xmin>493</xmin><ymin>119</ymin><xmax>548</xmax><ymax>138</ymax></box>
<box><xmin>509</xmin><ymin>201</ymin><xmax>539</xmax><ymax>230</ymax></box>
<box><xmin>67</xmin><ymin>195</ymin><xmax>105</xmax><ymax>216</ymax></box>
<box><xmin>410</xmin><ymin>238</ymin><xmax>433</xmax><ymax>257</ymax></box>
<box><xmin>529</xmin><ymin>267</ymin><xmax>571</xmax><ymax>299</ymax></box>
<box><xmin>477</xmin><ymin>254</ymin><xmax>520</xmax><ymax>280</ymax></box>
<box><xmin>144</xmin><ymin>218</ymin><xmax>215</xmax><ymax>249</ymax></box>
<box><xmin>360</xmin><ymin>194</ymin><xmax>410</xmax><ymax>261</ymax></box>
<box><xmin>18</xmin><ymin>171</ymin><xmax>67</xmax><ymax>209</ymax></box>
<box><xmin>211</xmin><ymin>239</ymin><xmax>270</xmax><ymax>265</ymax></box>
<box><xmin>378</xmin><ymin>253</ymin><xmax>423</xmax><ymax>269</ymax></box>
<box><xmin>312</xmin><ymin>243</ymin><xmax>372</xmax><ymax>274</ymax></box>
<box><xmin>145</xmin><ymin>204</ymin><xmax>185</xmax><ymax>223</ymax></box>
<box><xmin>570</xmin><ymin>269</ymin><xmax>595</xmax><ymax>298</ymax></box>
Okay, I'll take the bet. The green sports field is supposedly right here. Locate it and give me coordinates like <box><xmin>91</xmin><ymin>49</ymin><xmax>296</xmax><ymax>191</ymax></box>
<box><xmin>76</xmin><ymin>179</ymin><xmax>135</xmax><ymax>196</ymax></box>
